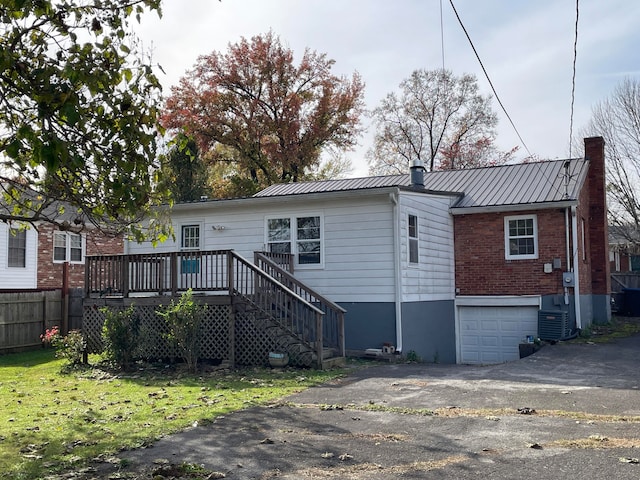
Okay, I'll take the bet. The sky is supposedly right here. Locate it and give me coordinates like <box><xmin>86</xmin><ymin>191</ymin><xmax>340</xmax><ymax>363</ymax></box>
<box><xmin>136</xmin><ymin>0</ymin><xmax>640</xmax><ymax>177</ymax></box>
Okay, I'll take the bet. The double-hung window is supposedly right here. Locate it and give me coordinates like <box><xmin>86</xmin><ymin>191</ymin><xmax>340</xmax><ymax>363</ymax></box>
<box><xmin>53</xmin><ymin>232</ymin><xmax>84</xmax><ymax>263</ymax></box>
<box><xmin>504</xmin><ymin>215</ymin><xmax>538</xmax><ymax>260</ymax></box>
<box><xmin>408</xmin><ymin>213</ymin><xmax>419</xmax><ymax>264</ymax></box>
<box><xmin>8</xmin><ymin>228</ymin><xmax>26</xmax><ymax>268</ymax></box>
<box><xmin>267</xmin><ymin>215</ymin><xmax>322</xmax><ymax>267</ymax></box>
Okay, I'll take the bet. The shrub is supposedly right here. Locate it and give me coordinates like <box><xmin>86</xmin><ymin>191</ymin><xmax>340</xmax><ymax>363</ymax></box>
<box><xmin>101</xmin><ymin>304</ymin><xmax>140</xmax><ymax>371</ymax></box>
<box><xmin>157</xmin><ymin>289</ymin><xmax>207</xmax><ymax>373</ymax></box>
<box><xmin>51</xmin><ymin>330</ymin><xmax>86</xmax><ymax>367</ymax></box>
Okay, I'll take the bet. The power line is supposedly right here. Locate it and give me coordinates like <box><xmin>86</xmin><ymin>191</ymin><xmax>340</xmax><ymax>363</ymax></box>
<box><xmin>448</xmin><ymin>0</ymin><xmax>532</xmax><ymax>158</ymax></box>
<box><xmin>439</xmin><ymin>0</ymin><xmax>445</xmax><ymax>71</ymax></box>
<box><xmin>448</xmin><ymin>0</ymin><xmax>571</xmax><ymax>200</ymax></box>
<box><xmin>568</xmin><ymin>0</ymin><xmax>579</xmax><ymax>158</ymax></box>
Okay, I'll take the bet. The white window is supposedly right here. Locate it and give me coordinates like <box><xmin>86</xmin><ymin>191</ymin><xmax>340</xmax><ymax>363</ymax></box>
<box><xmin>408</xmin><ymin>213</ymin><xmax>419</xmax><ymax>264</ymax></box>
<box><xmin>53</xmin><ymin>232</ymin><xmax>84</xmax><ymax>263</ymax></box>
<box><xmin>181</xmin><ymin>224</ymin><xmax>200</xmax><ymax>250</ymax></box>
<box><xmin>267</xmin><ymin>215</ymin><xmax>322</xmax><ymax>267</ymax></box>
<box><xmin>8</xmin><ymin>228</ymin><xmax>26</xmax><ymax>268</ymax></box>
<box><xmin>504</xmin><ymin>215</ymin><xmax>538</xmax><ymax>260</ymax></box>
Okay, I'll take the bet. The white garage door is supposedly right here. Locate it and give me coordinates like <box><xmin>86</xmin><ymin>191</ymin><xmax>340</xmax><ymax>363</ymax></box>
<box><xmin>458</xmin><ymin>305</ymin><xmax>539</xmax><ymax>364</ymax></box>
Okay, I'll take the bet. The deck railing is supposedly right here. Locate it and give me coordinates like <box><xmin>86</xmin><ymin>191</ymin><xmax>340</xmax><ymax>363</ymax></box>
<box><xmin>255</xmin><ymin>252</ymin><xmax>345</xmax><ymax>357</ymax></box>
<box><xmin>85</xmin><ymin>250</ymin><xmax>333</xmax><ymax>366</ymax></box>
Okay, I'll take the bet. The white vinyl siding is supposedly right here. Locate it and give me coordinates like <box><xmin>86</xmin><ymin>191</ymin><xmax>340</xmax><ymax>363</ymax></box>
<box><xmin>126</xmin><ymin>193</ymin><xmax>399</xmax><ymax>303</ymax></box>
<box><xmin>0</xmin><ymin>223</ymin><xmax>37</xmax><ymax>288</ymax></box>
<box><xmin>399</xmin><ymin>192</ymin><xmax>456</xmax><ymax>302</ymax></box>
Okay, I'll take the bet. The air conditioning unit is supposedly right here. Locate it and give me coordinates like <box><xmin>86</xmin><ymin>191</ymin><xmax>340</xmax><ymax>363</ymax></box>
<box><xmin>538</xmin><ymin>310</ymin><xmax>571</xmax><ymax>341</ymax></box>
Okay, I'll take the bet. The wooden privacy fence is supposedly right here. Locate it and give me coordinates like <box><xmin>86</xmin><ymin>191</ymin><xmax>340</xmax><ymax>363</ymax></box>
<box><xmin>0</xmin><ymin>290</ymin><xmax>62</xmax><ymax>353</ymax></box>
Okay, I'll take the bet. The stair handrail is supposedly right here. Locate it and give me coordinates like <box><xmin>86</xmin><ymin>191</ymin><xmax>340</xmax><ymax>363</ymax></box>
<box><xmin>230</xmin><ymin>251</ymin><xmax>326</xmax><ymax>367</ymax></box>
<box><xmin>230</xmin><ymin>251</ymin><xmax>325</xmax><ymax>315</ymax></box>
<box><xmin>254</xmin><ymin>252</ymin><xmax>346</xmax><ymax>314</ymax></box>
<box><xmin>254</xmin><ymin>252</ymin><xmax>345</xmax><ymax>358</ymax></box>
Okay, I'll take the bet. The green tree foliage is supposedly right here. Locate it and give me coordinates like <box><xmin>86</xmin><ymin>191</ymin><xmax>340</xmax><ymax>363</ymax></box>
<box><xmin>368</xmin><ymin>69</ymin><xmax>512</xmax><ymax>174</ymax></box>
<box><xmin>585</xmin><ymin>78</ymin><xmax>640</xmax><ymax>248</ymax></box>
<box><xmin>162</xmin><ymin>31</ymin><xmax>365</xmax><ymax>197</ymax></box>
<box><xmin>0</xmin><ymin>0</ymin><xmax>170</xmax><ymax>242</ymax></box>
<box><xmin>159</xmin><ymin>135</ymin><xmax>211</xmax><ymax>202</ymax></box>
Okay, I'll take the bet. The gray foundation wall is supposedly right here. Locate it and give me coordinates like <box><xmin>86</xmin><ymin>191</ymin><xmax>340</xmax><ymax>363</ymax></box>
<box><xmin>340</xmin><ymin>302</ymin><xmax>397</xmax><ymax>351</ymax></box>
<box><xmin>401</xmin><ymin>300</ymin><xmax>456</xmax><ymax>364</ymax></box>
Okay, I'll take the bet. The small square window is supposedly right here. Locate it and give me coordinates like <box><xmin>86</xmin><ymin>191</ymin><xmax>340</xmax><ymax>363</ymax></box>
<box><xmin>181</xmin><ymin>225</ymin><xmax>200</xmax><ymax>250</ymax></box>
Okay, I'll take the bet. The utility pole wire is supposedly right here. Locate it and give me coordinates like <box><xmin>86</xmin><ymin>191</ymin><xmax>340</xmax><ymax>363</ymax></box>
<box><xmin>569</xmin><ymin>0</ymin><xmax>579</xmax><ymax>158</ymax></box>
<box><xmin>448</xmin><ymin>0</ymin><xmax>532</xmax><ymax>158</ymax></box>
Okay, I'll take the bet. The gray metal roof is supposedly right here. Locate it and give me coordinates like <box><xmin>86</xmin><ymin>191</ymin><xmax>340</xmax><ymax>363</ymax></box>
<box><xmin>254</xmin><ymin>158</ymin><xmax>590</xmax><ymax>210</ymax></box>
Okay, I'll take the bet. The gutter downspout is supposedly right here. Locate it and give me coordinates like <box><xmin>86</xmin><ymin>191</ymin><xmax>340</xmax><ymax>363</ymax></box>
<box><xmin>564</xmin><ymin>208</ymin><xmax>571</xmax><ymax>306</ymax></box>
<box><xmin>571</xmin><ymin>206</ymin><xmax>582</xmax><ymax>329</ymax></box>
<box><xmin>390</xmin><ymin>191</ymin><xmax>403</xmax><ymax>353</ymax></box>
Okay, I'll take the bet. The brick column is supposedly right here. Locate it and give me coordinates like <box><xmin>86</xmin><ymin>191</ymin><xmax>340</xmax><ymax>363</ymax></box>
<box><xmin>584</xmin><ymin>136</ymin><xmax>610</xmax><ymax>295</ymax></box>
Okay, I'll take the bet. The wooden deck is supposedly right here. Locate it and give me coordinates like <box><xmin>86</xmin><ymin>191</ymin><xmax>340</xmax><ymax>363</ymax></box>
<box><xmin>83</xmin><ymin>250</ymin><xmax>345</xmax><ymax>369</ymax></box>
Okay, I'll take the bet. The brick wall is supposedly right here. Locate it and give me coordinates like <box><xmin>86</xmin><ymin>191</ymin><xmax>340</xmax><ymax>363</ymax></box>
<box><xmin>37</xmin><ymin>224</ymin><xmax>123</xmax><ymax>290</ymax></box>
<box><xmin>454</xmin><ymin>136</ymin><xmax>609</xmax><ymax>298</ymax></box>
<box><xmin>454</xmin><ymin>209</ymin><xmax>570</xmax><ymax>296</ymax></box>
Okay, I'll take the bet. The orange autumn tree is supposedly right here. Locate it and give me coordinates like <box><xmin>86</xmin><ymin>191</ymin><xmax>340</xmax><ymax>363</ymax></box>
<box><xmin>162</xmin><ymin>31</ymin><xmax>365</xmax><ymax>197</ymax></box>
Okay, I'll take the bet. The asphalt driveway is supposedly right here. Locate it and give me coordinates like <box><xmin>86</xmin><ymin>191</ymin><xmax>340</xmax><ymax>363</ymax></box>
<box><xmin>111</xmin><ymin>333</ymin><xmax>640</xmax><ymax>479</ymax></box>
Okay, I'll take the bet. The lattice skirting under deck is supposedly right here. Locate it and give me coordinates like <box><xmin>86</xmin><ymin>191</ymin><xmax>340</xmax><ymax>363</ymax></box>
<box><xmin>83</xmin><ymin>302</ymin><xmax>309</xmax><ymax>367</ymax></box>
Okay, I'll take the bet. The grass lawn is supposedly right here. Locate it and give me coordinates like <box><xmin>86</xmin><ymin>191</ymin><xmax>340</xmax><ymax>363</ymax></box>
<box><xmin>573</xmin><ymin>315</ymin><xmax>640</xmax><ymax>343</ymax></box>
<box><xmin>0</xmin><ymin>350</ymin><xmax>343</xmax><ymax>479</ymax></box>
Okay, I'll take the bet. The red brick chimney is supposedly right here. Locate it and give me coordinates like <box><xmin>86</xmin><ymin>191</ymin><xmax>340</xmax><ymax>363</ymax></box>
<box><xmin>584</xmin><ymin>136</ymin><xmax>610</xmax><ymax>296</ymax></box>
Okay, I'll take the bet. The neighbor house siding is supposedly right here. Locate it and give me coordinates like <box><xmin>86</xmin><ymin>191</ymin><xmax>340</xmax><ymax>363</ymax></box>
<box><xmin>0</xmin><ymin>223</ymin><xmax>38</xmax><ymax>289</ymax></box>
<box><xmin>399</xmin><ymin>192</ymin><xmax>455</xmax><ymax>302</ymax></box>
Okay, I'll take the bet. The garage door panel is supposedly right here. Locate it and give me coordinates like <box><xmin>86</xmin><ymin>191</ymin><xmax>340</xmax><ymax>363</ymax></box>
<box><xmin>459</xmin><ymin>305</ymin><xmax>538</xmax><ymax>364</ymax></box>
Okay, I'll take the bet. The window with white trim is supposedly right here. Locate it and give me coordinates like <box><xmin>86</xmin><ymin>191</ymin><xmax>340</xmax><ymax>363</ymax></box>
<box><xmin>53</xmin><ymin>232</ymin><xmax>84</xmax><ymax>263</ymax></box>
<box><xmin>408</xmin><ymin>213</ymin><xmax>419</xmax><ymax>264</ymax></box>
<box><xmin>181</xmin><ymin>224</ymin><xmax>200</xmax><ymax>250</ymax></box>
<box><xmin>267</xmin><ymin>215</ymin><xmax>322</xmax><ymax>266</ymax></box>
<box><xmin>504</xmin><ymin>215</ymin><xmax>538</xmax><ymax>260</ymax></box>
<box><xmin>8</xmin><ymin>228</ymin><xmax>26</xmax><ymax>268</ymax></box>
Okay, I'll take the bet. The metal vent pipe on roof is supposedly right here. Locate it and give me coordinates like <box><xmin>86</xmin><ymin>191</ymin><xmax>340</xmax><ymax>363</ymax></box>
<box><xmin>410</xmin><ymin>159</ymin><xmax>425</xmax><ymax>187</ymax></box>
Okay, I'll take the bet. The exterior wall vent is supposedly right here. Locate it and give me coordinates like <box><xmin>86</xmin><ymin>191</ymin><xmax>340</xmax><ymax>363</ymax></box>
<box><xmin>538</xmin><ymin>310</ymin><xmax>571</xmax><ymax>341</ymax></box>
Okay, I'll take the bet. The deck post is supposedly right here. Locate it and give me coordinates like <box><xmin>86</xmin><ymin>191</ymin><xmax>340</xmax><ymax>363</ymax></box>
<box><xmin>121</xmin><ymin>256</ymin><xmax>130</xmax><ymax>298</ymax></box>
<box><xmin>84</xmin><ymin>257</ymin><xmax>91</xmax><ymax>297</ymax></box>
<box><xmin>316</xmin><ymin>311</ymin><xmax>323</xmax><ymax>369</ymax></box>
<box><xmin>170</xmin><ymin>252</ymin><xmax>178</xmax><ymax>296</ymax></box>
<box><xmin>228</xmin><ymin>301</ymin><xmax>236</xmax><ymax>368</ymax></box>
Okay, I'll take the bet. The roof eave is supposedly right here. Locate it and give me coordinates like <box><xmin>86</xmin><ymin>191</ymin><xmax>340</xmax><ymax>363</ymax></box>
<box><xmin>450</xmin><ymin>199</ymin><xmax>579</xmax><ymax>215</ymax></box>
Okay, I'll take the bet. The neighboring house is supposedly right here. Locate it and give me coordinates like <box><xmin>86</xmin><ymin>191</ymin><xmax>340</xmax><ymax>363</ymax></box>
<box><xmin>609</xmin><ymin>227</ymin><xmax>640</xmax><ymax>273</ymax></box>
<box><xmin>124</xmin><ymin>136</ymin><xmax>609</xmax><ymax>364</ymax></box>
<box><xmin>0</xmin><ymin>206</ymin><xmax>123</xmax><ymax>291</ymax></box>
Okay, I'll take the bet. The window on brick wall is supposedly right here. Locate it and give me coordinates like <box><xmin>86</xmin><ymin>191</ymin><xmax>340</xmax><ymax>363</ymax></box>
<box><xmin>53</xmin><ymin>232</ymin><xmax>84</xmax><ymax>263</ymax></box>
<box><xmin>8</xmin><ymin>228</ymin><xmax>26</xmax><ymax>268</ymax></box>
<box><xmin>504</xmin><ymin>215</ymin><xmax>538</xmax><ymax>260</ymax></box>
